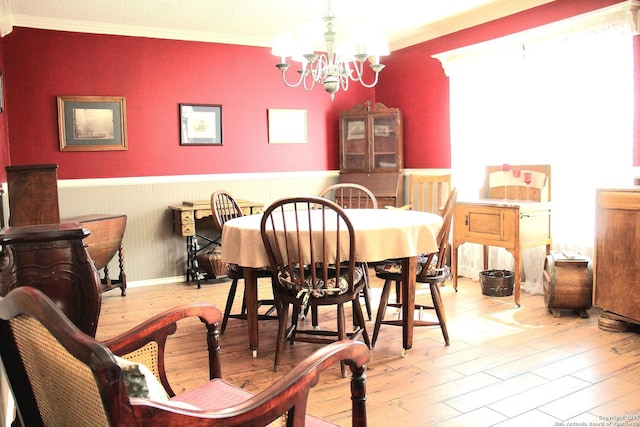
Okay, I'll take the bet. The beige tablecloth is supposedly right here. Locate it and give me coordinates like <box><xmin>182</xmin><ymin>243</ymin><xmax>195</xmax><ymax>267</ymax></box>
<box><xmin>221</xmin><ymin>208</ymin><xmax>443</xmax><ymax>267</ymax></box>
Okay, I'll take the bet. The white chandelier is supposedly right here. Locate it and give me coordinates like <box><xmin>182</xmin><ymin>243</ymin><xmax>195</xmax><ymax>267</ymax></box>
<box><xmin>271</xmin><ymin>0</ymin><xmax>389</xmax><ymax>101</ymax></box>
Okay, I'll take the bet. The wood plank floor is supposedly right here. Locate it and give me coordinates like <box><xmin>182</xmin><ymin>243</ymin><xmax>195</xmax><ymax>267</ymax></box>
<box><xmin>96</xmin><ymin>273</ymin><xmax>640</xmax><ymax>426</ymax></box>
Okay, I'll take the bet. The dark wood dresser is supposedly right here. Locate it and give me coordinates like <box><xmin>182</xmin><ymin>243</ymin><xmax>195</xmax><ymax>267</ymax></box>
<box><xmin>0</xmin><ymin>223</ymin><xmax>102</xmax><ymax>336</ymax></box>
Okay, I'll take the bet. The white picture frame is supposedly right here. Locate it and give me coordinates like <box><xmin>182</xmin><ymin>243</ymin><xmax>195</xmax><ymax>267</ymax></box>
<box><xmin>268</xmin><ymin>109</ymin><xmax>307</xmax><ymax>144</ymax></box>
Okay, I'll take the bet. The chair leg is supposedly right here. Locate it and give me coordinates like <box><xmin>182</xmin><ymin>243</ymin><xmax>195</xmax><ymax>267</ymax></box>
<box><xmin>361</xmin><ymin>263</ymin><xmax>372</xmax><ymax>321</ymax></box>
<box><xmin>311</xmin><ymin>306</ymin><xmax>319</xmax><ymax>329</ymax></box>
<box><xmin>372</xmin><ymin>279</ymin><xmax>393</xmax><ymax>347</ymax></box>
<box><xmin>273</xmin><ymin>301</ymin><xmax>290</xmax><ymax>372</ymax></box>
<box><xmin>351</xmin><ymin>298</ymin><xmax>370</xmax><ymax>348</ymax></box>
<box><xmin>287</xmin><ymin>303</ymin><xmax>300</xmax><ymax>344</ymax></box>
<box><xmin>430</xmin><ymin>282</ymin><xmax>450</xmax><ymax>346</ymax></box>
<box><xmin>221</xmin><ymin>279</ymin><xmax>239</xmax><ymax>334</ymax></box>
<box><xmin>337</xmin><ymin>303</ymin><xmax>348</xmax><ymax>377</ymax></box>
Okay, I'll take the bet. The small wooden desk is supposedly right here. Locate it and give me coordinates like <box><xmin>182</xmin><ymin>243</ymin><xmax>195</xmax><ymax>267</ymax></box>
<box><xmin>452</xmin><ymin>199</ymin><xmax>552</xmax><ymax>306</ymax></box>
<box><xmin>222</xmin><ymin>208</ymin><xmax>443</xmax><ymax>357</ymax></box>
<box><xmin>169</xmin><ymin>200</ymin><xmax>263</xmax><ymax>286</ymax></box>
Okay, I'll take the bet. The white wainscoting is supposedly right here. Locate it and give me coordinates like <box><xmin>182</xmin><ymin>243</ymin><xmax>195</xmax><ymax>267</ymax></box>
<box><xmin>1</xmin><ymin>168</ymin><xmax>454</xmax><ymax>288</ymax></box>
<box><xmin>56</xmin><ymin>171</ymin><xmax>339</xmax><ymax>287</ymax></box>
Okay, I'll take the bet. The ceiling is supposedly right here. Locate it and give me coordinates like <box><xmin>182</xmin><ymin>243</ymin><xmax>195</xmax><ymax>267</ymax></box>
<box><xmin>0</xmin><ymin>0</ymin><xmax>556</xmax><ymax>50</ymax></box>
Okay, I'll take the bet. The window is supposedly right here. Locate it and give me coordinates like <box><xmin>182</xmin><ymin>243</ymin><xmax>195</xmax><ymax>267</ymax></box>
<box><xmin>435</xmin><ymin>2</ymin><xmax>636</xmax><ymax>293</ymax></box>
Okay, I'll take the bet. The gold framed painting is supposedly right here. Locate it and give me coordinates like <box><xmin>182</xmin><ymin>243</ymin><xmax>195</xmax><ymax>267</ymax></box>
<box><xmin>58</xmin><ymin>96</ymin><xmax>127</xmax><ymax>151</ymax></box>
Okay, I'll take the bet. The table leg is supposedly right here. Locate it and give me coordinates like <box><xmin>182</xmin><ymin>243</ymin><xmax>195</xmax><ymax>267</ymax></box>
<box><xmin>505</xmin><ymin>247</ymin><xmax>521</xmax><ymax>307</ymax></box>
<box><xmin>243</xmin><ymin>266</ymin><xmax>259</xmax><ymax>358</ymax></box>
<box><xmin>514</xmin><ymin>246</ymin><xmax>521</xmax><ymax>307</ymax></box>
<box><xmin>401</xmin><ymin>256</ymin><xmax>417</xmax><ymax>357</ymax></box>
<box><xmin>117</xmin><ymin>243</ymin><xmax>127</xmax><ymax>296</ymax></box>
<box><xmin>483</xmin><ymin>245</ymin><xmax>491</xmax><ymax>270</ymax></box>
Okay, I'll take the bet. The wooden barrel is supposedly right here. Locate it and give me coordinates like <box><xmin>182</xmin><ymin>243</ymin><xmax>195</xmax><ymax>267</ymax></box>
<box><xmin>543</xmin><ymin>252</ymin><xmax>593</xmax><ymax>317</ymax></box>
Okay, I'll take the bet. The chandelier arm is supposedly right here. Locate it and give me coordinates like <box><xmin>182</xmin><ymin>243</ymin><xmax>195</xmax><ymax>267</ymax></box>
<box><xmin>311</xmin><ymin>54</ymin><xmax>329</xmax><ymax>82</ymax></box>
<box><xmin>279</xmin><ymin>69</ymin><xmax>307</xmax><ymax>88</ymax></box>
<box><xmin>340</xmin><ymin>76</ymin><xmax>349</xmax><ymax>92</ymax></box>
<box><xmin>347</xmin><ymin>60</ymin><xmax>365</xmax><ymax>81</ymax></box>
<box><xmin>302</xmin><ymin>73</ymin><xmax>317</xmax><ymax>91</ymax></box>
<box><xmin>279</xmin><ymin>59</ymin><xmax>319</xmax><ymax>88</ymax></box>
<box><xmin>344</xmin><ymin>60</ymin><xmax>383</xmax><ymax>88</ymax></box>
<box><xmin>355</xmin><ymin>72</ymin><xmax>380</xmax><ymax>88</ymax></box>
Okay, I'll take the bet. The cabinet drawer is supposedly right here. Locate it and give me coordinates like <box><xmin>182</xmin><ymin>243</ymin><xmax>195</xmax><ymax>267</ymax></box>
<box><xmin>174</xmin><ymin>223</ymin><xmax>195</xmax><ymax>236</ymax></box>
<box><xmin>454</xmin><ymin>204</ymin><xmax>517</xmax><ymax>248</ymax></box>
<box><xmin>179</xmin><ymin>211</ymin><xmax>194</xmax><ymax>223</ymax></box>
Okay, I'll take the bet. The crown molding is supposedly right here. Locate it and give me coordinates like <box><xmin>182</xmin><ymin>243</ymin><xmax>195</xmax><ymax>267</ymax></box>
<box><xmin>433</xmin><ymin>0</ymin><xmax>640</xmax><ymax>76</ymax></box>
<box><xmin>7</xmin><ymin>14</ymin><xmax>274</xmax><ymax>46</ymax></box>
<box><xmin>0</xmin><ymin>0</ymin><xmax>11</xmax><ymax>36</ymax></box>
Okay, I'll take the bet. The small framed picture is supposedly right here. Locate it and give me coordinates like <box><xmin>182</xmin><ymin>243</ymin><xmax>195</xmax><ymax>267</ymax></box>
<box><xmin>268</xmin><ymin>109</ymin><xmax>307</xmax><ymax>144</ymax></box>
<box><xmin>58</xmin><ymin>96</ymin><xmax>127</xmax><ymax>151</ymax></box>
<box><xmin>347</xmin><ymin>120</ymin><xmax>365</xmax><ymax>140</ymax></box>
<box><xmin>374</xmin><ymin>124</ymin><xmax>390</xmax><ymax>137</ymax></box>
<box><xmin>180</xmin><ymin>104</ymin><xmax>222</xmax><ymax>145</ymax></box>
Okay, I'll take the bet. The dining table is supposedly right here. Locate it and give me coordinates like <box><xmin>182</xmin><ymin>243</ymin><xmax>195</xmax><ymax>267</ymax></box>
<box><xmin>221</xmin><ymin>207</ymin><xmax>443</xmax><ymax>357</ymax></box>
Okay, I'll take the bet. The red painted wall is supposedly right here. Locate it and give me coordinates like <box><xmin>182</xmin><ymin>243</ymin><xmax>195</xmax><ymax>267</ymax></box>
<box><xmin>376</xmin><ymin>0</ymin><xmax>637</xmax><ymax>168</ymax></box>
<box><xmin>2</xmin><ymin>28</ymin><xmax>374</xmax><ymax>179</ymax></box>
<box><xmin>0</xmin><ymin>0</ymin><xmax>636</xmax><ymax>180</ymax></box>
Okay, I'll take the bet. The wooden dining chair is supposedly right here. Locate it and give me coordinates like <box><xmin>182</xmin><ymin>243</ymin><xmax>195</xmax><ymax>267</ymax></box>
<box><xmin>260</xmin><ymin>196</ymin><xmax>370</xmax><ymax>376</ymax></box>
<box><xmin>319</xmin><ymin>183</ymin><xmax>377</xmax><ymax>320</ymax></box>
<box><xmin>372</xmin><ymin>188</ymin><xmax>458</xmax><ymax>347</ymax></box>
<box><xmin>387</xmin><ymin>174</ymin><xmax>452</xmax><ymax>303</ymax></box>
<box><xmin>319</xmin><ymin>183</ymin><xmax>378</xmax><ymax>209</ymax></box>
<box><xmin>407</xmin><ymin>173</ymin><xmax>452</xmax><ymax>214</ymax></box>
<box><xmin>210</xmin><ymin>190</ymin><xmax>276</xmax><ymax>334</ymax></box>
<box><xmin>0</xmin><ymin>286</ymin><xmax>370</xmax><ymax>427</ymax></box>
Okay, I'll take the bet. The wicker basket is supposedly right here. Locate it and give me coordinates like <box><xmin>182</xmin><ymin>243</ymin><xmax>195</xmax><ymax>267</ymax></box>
<box><xmin>479</xmin><ymin>269</ymin><xmax>514</xmax><ymax>297</ymax></box>
<box><xmin>197</xmin><ymin>248</ymin><xmax>228</xmax><ymax>278</ymax></box>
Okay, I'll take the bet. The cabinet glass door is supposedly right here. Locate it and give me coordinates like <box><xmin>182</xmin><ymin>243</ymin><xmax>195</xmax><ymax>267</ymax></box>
<box><xmin>340</xmin><ymin>118</ymin><xmax>368</xmax><ymax>171</ymax></box>
<box><xmin>371</xmin><ymin>116</ymin><xmax>398</xmax><ymax>171</ymax></box>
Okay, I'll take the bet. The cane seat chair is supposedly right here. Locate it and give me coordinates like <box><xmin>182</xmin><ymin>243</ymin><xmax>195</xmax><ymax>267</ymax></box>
<box><xmin>210</xmin><ymin>190</ymin><xmax>276</xmax><ymax>333</ymax></box>
<box><xmin>260</xmin><ymin>197</ymin><xmax>370</xmax><ymax>375</ymax></box>
<box><xmin>0</xmin><ymin>286</ymin><xmax>370</xmax><ymax>427</ymax></box>
<box><xmin>372</xmin><ymin>188</ymin><xmax>458</xmax><ymax>347</ymax></box>
<box><xmin>319</xmin><ymin>183</ymin><xmax>377</xmax><ymax>320</ymax></box>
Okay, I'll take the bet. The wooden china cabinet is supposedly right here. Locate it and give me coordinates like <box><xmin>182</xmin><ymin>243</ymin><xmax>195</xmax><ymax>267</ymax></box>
<box><xmin>338</xmin><ymin>101</ymin><xmax>403</xmax><ymax>208</ymax></box>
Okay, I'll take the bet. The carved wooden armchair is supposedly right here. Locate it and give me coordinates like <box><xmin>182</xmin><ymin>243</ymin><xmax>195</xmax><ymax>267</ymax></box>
<box><xmin>0</xmin><ymin>286</ymin><xmax>369</xmax><ymax>426</ymax></box>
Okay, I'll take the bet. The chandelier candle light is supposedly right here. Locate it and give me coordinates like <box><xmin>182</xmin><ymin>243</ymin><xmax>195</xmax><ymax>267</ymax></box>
<box><xmin>272</xmin><ymin>0</ymin><xmax>389</xmax><ymax>100</ymax></box>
